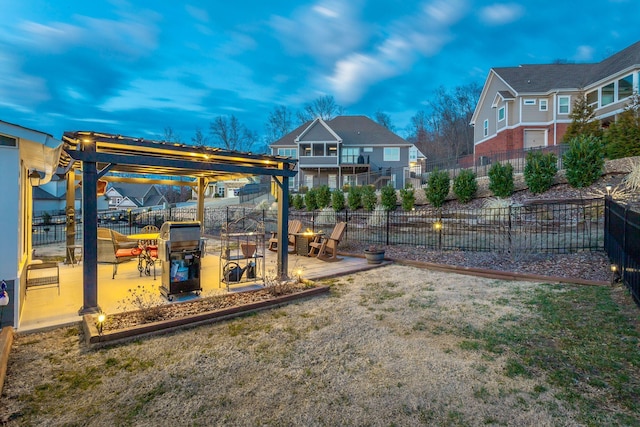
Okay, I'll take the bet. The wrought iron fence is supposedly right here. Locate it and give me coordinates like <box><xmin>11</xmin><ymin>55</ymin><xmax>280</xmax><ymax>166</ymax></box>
<box><xmin>605</xmin><ymin>198</ymin><xmax>640</xmax><ymax>306</ymax></box>
<box><xmin>34</xmin><ymin>199</ymin><xmax>605</xmax><ymax>256</ymax></box>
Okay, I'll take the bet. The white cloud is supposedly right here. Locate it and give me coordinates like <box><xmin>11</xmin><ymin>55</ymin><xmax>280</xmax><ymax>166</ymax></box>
<box><xmin>479</xmin><ymin>3</ymin><xmax>524</xmax><ymax>25</ymax></box>
<box><xmin>573</xmin><ymin>45</ymin><xmax>594</xmax><ymax>61</ymax></box>
<box><xmin>185</xmin><ymin>5</ymin><xmax>209</xmax><ymax>23</ymax></box>
<box><xmin>270</xmin><ymin>0</ymin><xmax>368</xmax><ymax>63</ymax></box>
<box><xmin>99</xmin><ymin>79</ymin><xmax>208</xmax><ymax>112</ymax></box>
<box><xmin>326</xmin><ymin>0</ymin><xmax>465</xmax><ymax>104</ymax></box>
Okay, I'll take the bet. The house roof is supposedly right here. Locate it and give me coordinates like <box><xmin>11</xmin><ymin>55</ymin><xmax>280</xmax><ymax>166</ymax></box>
<box><xmin>32</xmin><ymin>186</ymin><xmax>62</xmax><ymax>201</ymax></box>
<box><xmin>271</xmin><ymin>115</ymin><xmax>409</xmax><ymax>147</ymax></box>
<box><xmin>492</xmin><ymin>40</ymin><xmax>640</xmax><ymax>94</ymax></box>
<box><xmin>111</xmin><ymin>182</ymin><xmax>156</xmax><ymax>199</ymax></box>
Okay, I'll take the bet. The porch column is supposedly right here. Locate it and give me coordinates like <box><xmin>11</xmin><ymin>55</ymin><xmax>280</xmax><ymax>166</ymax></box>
<box><xmin>79</xmin><ymin>139</ymin><xmax>100</xmax><ymax>315</ymax></box>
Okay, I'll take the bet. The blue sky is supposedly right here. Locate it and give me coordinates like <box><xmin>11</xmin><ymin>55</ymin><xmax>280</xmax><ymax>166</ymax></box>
<box><xmin>1</xmin><ymin>0</ymin><xmax>638</xmax><ymax>146</ymax></box>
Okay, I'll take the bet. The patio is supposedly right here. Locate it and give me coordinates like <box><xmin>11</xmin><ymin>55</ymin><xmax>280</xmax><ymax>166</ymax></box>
<box><xmin>19</xmin><ymin>237</ymin><xmax>381</xmax><ymax>332</ymax></box>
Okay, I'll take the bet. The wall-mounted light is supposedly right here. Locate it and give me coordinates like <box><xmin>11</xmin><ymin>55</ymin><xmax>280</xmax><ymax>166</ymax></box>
<box><xmin>29</xmin><ymin>170</ymin><xmax>41</xmax><ymax>187</ymax></box>
<box><xmin>605</xmin><ymin>184</ymin><xmax>612</xmax><ymax>196</ymax></box>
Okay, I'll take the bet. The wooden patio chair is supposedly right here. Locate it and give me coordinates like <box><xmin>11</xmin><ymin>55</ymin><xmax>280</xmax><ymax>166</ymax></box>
<box><xmin>268</xmin><ymin>219</ymin><xmax>302</xmax><ymax>252</ymax></box>
<box><xmin>97</xmin><ymin>228</ymin><xmax>141</xmax><ymax>279</ymax></box>
<box><xmin>308</xmin><ymin>221</ymin><xmax>346</xmax><ymax>260</ymax></box>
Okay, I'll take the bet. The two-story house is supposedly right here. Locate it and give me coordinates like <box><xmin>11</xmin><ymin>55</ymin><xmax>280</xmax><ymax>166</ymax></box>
<box><xmin>104</xmin><ymin>182</ymin><xmax>167</xmax><ymax>210</ymax></box>
<box><xmin>270</xmin><ymin>115</ymin><xmax>412</xmax><ymax>190</ymax></box>
<box><xmin>471</xmin><ymin>40</ymin><xmax>640</xmax><ymax>159</ymax></box>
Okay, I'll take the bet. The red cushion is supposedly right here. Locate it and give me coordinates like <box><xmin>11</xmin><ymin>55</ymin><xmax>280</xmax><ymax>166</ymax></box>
<box><xmin>115</xmin><ymin>247</ymin><xmax>140</xmax><ymax>258</ymax></box>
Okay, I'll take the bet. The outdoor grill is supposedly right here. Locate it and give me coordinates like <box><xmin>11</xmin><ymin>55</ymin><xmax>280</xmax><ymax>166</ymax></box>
<box><xmin>157</xmin><ymin>221</ymin><xmax>203</xmax><ymax>300</ymax></box>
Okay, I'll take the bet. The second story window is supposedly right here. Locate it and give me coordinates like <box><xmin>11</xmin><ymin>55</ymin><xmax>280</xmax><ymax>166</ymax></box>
<box><xmin>539</xmin><ymin>99</ymin><xmax>548</xmax><ymax>111</ymax></box>
<box><xmin>483</xmin><ymin>119</ymin><xmax>488</xmax><ymax>137</ymax></box>
<box><xmin>383</xmin><ymin>147</ymin><xmax>400</xmax><ymax>162</ymax></box>
<box><xmin>313</xmin><ymin>144</ymin><xmax>325</xmax><ymax>156</ymax></box>
<box><xmin>558</xmin><ymin>96</ymin><xmax>570</xmax><ymax>114</ymax></box>
<box><xmin>498</xmin><ymin>107</ymin><xmax>505</xmax><ymax>122</ymax></box>
<box><xmin>342</xmin><ymin>147</ymin><xmax>359</xmax><ymax>163</ymax></box>
<box><xmin>277</xmin><ymin>148</ymin><xmax>297</xmax><ymax>158</ymax></box>
<box><xmin>299</xmin><ymin>143</ymin><xmax>311</xmax><ymax>157</ymax></box>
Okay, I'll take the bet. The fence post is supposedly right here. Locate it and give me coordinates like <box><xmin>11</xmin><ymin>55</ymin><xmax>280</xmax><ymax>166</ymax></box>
<box><xmin>508</xmin><ymin>204</ymin><xmax>512</xmax><ymax>253</ymax></box>
<box><xmin>386</xmin><ymin>209</ymin><xmax>390</xmax><ymax>246</ymax></box>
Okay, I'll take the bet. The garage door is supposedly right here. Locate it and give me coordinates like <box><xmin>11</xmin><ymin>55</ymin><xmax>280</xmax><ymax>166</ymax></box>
<box><xmin>524</xmin><ymin>130</ymin><xmax>546</xmax><ymax>149</ymax></box>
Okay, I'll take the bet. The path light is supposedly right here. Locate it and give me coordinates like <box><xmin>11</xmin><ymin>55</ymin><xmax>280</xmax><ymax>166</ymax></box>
<box><xmin>605</xmin><ymin>184</ymin><xmax>612</xmax><ymax>196</ymax></box>
<box><xmin>296</xmin><ymin>268</ymin><xmax>303</xmax><ymax>283</ymax></box>
<box><xmin>610</xmin><ymin>264</ymin><xmax>619</xmax><ymax>286</ymax></box>
<box><xmin>96</xmin><ymin>312</ymin><xmax>106</xmax><ymax>335</ymax></box>
<box><xmin>433</xmin><ymin>221</ymin><xmax>443</xmax><ymax>231</ymax></box>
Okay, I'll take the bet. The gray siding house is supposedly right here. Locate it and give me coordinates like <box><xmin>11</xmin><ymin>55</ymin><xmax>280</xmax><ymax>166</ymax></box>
<box><xmin>471</xmin><ymin>40</ymin><xmax>640</xmax><ymax>159</ymax></box>
<box><xmin>270</xmin><ymin>115</ymin><xmax>412</xmax><ymax>190</ymax></box>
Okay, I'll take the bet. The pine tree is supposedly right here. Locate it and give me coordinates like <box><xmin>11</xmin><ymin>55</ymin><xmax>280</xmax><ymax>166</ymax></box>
<box><xmin>563</xmin><ymin>94</ymin><xmax>602</xmax><ymax>142</ymax></box>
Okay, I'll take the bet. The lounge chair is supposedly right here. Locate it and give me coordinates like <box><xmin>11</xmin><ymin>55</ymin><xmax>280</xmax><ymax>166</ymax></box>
<box><xmin>268</xmin><ymin>219</ymin><xmax>303</xmax><ymax>252</ymax></box>
<box><xmin>97</xmin><ymin>228</ymin><xmax>142</xmax><ymax>279</ymax></box>
<box><xmin>308</xmin><ymin>222</ymin><xmax>346</xmax><ymax>260</ymax></box>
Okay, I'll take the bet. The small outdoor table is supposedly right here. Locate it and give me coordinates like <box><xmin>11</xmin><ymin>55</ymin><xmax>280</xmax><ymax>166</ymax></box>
<box><xmin>292</xmin><ymin>232</ymin><xmax>324</xmax><ymax>256</ymax></box>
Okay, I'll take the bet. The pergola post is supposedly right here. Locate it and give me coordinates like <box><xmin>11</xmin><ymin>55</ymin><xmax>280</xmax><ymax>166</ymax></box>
<box><xmin>65</xmin><ymin>169</ymin><xmax>76</xmax><ymax>264</ymax></box>
<box><xmin>78</xmin><ymin>139</ymin><xmax>100</xmax><ymax>315</ymax></box>
<box><xmin>274</xmin><ymin>176</ymin><xmax>290</xmax><ymax>280</ymax></box>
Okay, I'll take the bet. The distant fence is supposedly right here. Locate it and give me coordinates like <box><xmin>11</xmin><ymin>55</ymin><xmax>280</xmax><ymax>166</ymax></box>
<box><xmin>34</xmin><ymin>199</ymin><xmax>605</xmax><ymax>255</ymax></box>
<box><xmin>423</xmin><ymin>144</ymin><xmax>570</xmax><ymax>181</ymax></box>
<box><xmin>605</xmin><ymin>198</ymin><xmax>640</xmax><ymax>306</ymax></box>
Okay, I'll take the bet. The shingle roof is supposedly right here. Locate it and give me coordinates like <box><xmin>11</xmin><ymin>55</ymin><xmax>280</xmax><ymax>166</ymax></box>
<box><xmin>271</xmin><ymin>115</ymin><xmax>409</xmax><ymax>147</ymax></box>
<box><xmin>493</xmin><ymin>40</ymin><xmax>640</xmax><ymax>93</ymax></box>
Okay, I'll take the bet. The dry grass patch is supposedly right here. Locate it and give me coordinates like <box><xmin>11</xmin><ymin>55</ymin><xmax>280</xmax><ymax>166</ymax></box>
<box><xmin>2</xmin><ymin>265</ymin><xmax>639</xmax><ymax>426</ymax></box>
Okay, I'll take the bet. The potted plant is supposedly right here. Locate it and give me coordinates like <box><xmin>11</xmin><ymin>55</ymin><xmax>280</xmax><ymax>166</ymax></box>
<box><xmin>363</xmin><ymin>246</ymin><xmax>385</xmax><ymax>264</ymax></box>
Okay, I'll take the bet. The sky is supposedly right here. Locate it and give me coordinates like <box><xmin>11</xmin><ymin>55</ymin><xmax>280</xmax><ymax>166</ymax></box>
<box><xmin>1</xmin><ymin>0</ymin><xmax>639</xmax><ymax>148</ymax></box>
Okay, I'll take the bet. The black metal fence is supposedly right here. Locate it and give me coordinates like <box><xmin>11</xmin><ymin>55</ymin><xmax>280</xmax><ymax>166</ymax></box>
<box><xmin>34</xmin><ymin>199</ymin><xmax>605</xmax><ymax>255</ymax></box>
<box><xmin>604</xmin><ymin>198</ymin><xmax>640</xmax><ymax>306</ymax></box>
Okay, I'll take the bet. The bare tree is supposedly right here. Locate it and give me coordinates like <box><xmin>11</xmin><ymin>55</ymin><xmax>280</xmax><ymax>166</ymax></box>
<box><xmin>296</xmin><ymin>95</ymin><xmax>344</xmax><ymax>123</ymax></box>
<box><xmin>209</xmin><ymin>115</ymin><xmax>258</xmax><ymax>152</ymax></box>
<box><xmin>264</xmin><ymin>105</ymin><xmax>294</xmax><ymax>145</ymax></box>
<box><xmin>191</xmin><ymin>128</ymin><xmax>209</xmax><ymax>146</ymax></box>
<box><xmin>162</xmin><ymin>126</ymin><xmax>183</xmax><ymax>143</ymax></box>
<box><xmin>374</xmin><ymin>110</ymin><xmax>395</xmax><ymax>131</ymax></box>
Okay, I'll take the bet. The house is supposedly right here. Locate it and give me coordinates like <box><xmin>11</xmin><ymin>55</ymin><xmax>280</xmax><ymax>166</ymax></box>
<box><xmin>471</xmin><ymin>40</ymin><xmax>640</xmax><ymax>159</ymax></box>
<box><xmin>32</xmin><ymin>174</ymin><xmax>109</xmax><ymax>216</ymax></box>
<box><xmin>0</xmin><ymin>119</ymin><xmax>63</xmax><ymax>327</ymax></box>
<box><xmin>270</xmin><ymin>115</ymin><xmax>413</xmax><ymax>190</ymax></box>
<box><xmin>104</xmin><ymin>183</ymin><xmax>168</xmax><ymax>210</ymax></box>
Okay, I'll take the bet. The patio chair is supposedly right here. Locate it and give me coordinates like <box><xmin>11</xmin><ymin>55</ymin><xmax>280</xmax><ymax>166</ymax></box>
<box><xmin>308</xmin><ymin>221</ymin><xmax>346</xmax><ymax>260</ymax></box>
<box><xmin>140</xmin><ymin>224</ymin><xmax>159</xmax><ymax>258</ymax></box>
<box><xmin>268</xmin><ymin>219</ymin><xmax>302</xmax><ymax>252</ymax></box>
<box><xmin>98</xmin><ymin>228</ymin><xmax>142</xmax><ymax>279</ymax></box>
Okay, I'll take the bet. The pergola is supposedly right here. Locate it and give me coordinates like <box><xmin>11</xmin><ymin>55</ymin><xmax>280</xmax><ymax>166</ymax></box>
<box><xmin>60</xmin><ymin>131</ymin><xmax>297</xmax><ymax>315</ymax></box>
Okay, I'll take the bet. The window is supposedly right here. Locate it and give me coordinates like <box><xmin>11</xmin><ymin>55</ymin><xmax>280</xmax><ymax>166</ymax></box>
<box><xmin>304</xmin><ymin>174</ymin><xmax>313</xmax><ymax>188</ymax></box>
<box><xmin>483</xmin><ymin>119</ymin><xmax>488</xmax><ymax>137</ymax></box>
<box><xmin>0</xmin><ymin>134</ymin><xmax>17</xmax><ymax>147</ymax></box>
<box><xmin>618</xmin><ymin>75</ymin><xmax>633</xmax><ymax>101</ymax></box>
<box><xmin>539</xmin><ymin>99</ymin><xmax>548</xmax><ymax>111</ymax></box>
<box><xmin>341</xmin><ymin>147</ymin><xmax>359</xmax><ymax>164</ymax></box>
<box><xmin>300</xmin><ymin>143</ymin><xmax>311</xmax><ymax>157</ymax></box>
<box><xmin>313</xmin><ymin>144</ymin><xmax>325</xmax><ymax>156</ymax></box>
<box><xmin>602</xmin><ymin>83</ymin><xmax>615</xmax><ymax>106</ymax></box>
<box><xmin>328</xmin><ymin>174</ymin><xmax>337</xmax><ymax>189</ymax></box>
<box><xmin>383</xmin><ymin>147</ymin><xmax>400</xmax><ymax>162</ymax></box>
<box><xmin>558</xmin><ymin>96</ymin><xmax>570</xmax><ymax>114</ymax></box>
<box><xmin>524</xmin><ymin>99</ymin><xmax>536</xmax><ymax>105</ymax></box>
<box><xmin>343</xmin><ymin>175</ymin><xmax>356</xmax><ymax>187</ymax></box>
<box><xmin>363</xmin><ymin>147</ymin><xmax>373</xmax><ymax>152</ymax></box>
<box><xmin>277</xmin><ymin>148</ymin><xmax>297</xmax><ymax>158</ymax></box>
<box><xmin>586</xmin><ymin>91</ymin><xmax>598</xmax><ymax>107</ymax></box>
<box><xmin>327</xmin><ymin>143</ymin><xmax>337</xmax><ymax>156</ymax></box>
<box><xmin>498</xmin><ymin>106</ymin><xmax>505</xmax><ymax>121</ymax></box>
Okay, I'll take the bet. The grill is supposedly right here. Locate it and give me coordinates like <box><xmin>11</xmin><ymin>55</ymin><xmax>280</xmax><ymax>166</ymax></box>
<box><xmin>157</xmin><ymin>221</ymin><xmax>203</xmax><ymax>301</ymax></box>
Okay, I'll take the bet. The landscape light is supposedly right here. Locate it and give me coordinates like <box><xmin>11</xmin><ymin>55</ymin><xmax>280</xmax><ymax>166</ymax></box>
<box><xmin>605</xmin><ymin>184</ymin><xmax>612</xmax><ymax>196</ymax></box>
<box><xmin>96</xmin><ymin>312</ymin><xmax>106</xmax><ymax>335</ymax></box>
<box><xmin>433</xmin><ymin>221</ymin><xmax>443</xmax><ymax>231</ymax></box>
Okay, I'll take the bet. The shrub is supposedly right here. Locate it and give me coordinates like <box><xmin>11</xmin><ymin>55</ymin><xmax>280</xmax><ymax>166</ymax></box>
<box><xmin>524</xmin><ymin>151</ymin><xmax>558</xmax><ymax>194</ymax></box>
<box><xmin>304</xmin><ymin>188</ymin><xmax>318</xmax><ymax>211</ymax></box>
<box><xmin>488</xmin><ymin>162</ymin><xmax>514</xmax><ymax>198</ymax></box>
<box><xmin>361</xmin><ymin>185</ymin><xmax>377</xmax><ymax>211</ymax></box>
<box><xmin>399</xmin><ymin>183</ymin><xmax>415</xmax><ymax>211</ymax></box>
<box><xmin>299</xmin><ymin>185</ymin><xmax>309</xmax><ymax>194</ymax></box>
<box><xmin>380</xmin><ymin>185</ymin><xmax>398</xmax><ymax>211</ymax></box>
<box><xmin>453</xmin><ymin>169</ymin><xmax>477</xmax><ymax>203</ymax></box>
<box><xmin>292</xmin><ymin>194</ymin><xmax>304</xmax><ymax>210</ymax></box>
<box><xmin>425</xmin><ymin>169</ymin><xmax>450</xmax><ymax>208</ymax></box>
<box><xmin>563</xmin><ymin>135</ymin><xmax>605</xmax><ymax>189</ymax></box>
<box><xmin>332</xmin><ymin>189</ymin><xmax>345</xmax><ymax>212</ymax></box>
<box><xmin>604</xmin><ymin>107</ymin><xmax>640</xmax><ymax>159</ymax></box>
<box><xmin>316</xmin><ymin>185</ymin><xmax>331</xmax><ymax>209</ymax></box>
<box><xmin>347</xmin><ymin>185</ymin><xmax>362</xmax><ymax>210</ymax></box>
